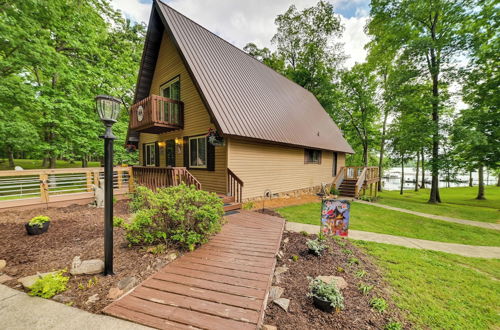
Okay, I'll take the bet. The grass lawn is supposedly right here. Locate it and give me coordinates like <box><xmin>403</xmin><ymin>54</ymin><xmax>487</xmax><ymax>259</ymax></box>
<box><xmin>277</xmin><ymin>202</ymin><xmax>500</xmax><ymax>246</ymax></box>
<box><xmin>377</xmin><ymin>187</ymin><xmax>500</xmax><ymax>223</ymax></box>
<box><xmin>355</xmin><ymin>241</ymin><xmax>500</xmax><ymax>329</ymax></box>
<box><xmin>0</xmin><ymin>159</ymin><xmax>100</xmax><ymax>171</ymax></box>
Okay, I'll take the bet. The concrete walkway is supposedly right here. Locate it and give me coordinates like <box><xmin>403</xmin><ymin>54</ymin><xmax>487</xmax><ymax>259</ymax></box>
<box><xmin>0</xmin><ymin>284</ymin><xmax>150</xmax><ymax>330</ymax></box>
<box><xmin>356</xmin><ymin>200</ymin><xmax>500</xmax><ymax>230</ymax></box>
<box><xmin>286</xmin><ymin>222</ymin><xmax>500</xmax><ymax>259</ymax></box>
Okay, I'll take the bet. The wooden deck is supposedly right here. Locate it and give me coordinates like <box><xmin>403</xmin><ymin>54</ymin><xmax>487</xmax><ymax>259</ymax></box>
<box><xmin>103</xmin><ymin>210</ymin><xmax>285</xmax><ymax>330</ymax></box>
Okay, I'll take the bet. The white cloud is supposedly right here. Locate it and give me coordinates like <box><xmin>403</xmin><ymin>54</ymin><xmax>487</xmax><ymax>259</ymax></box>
<box><xmin>111</xmin><ymin>0</ymin><xmax>370</xmax><ymax>68</ymax></box>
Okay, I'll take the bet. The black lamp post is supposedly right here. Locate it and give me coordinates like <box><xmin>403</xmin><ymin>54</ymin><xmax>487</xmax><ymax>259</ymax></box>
<box><xmin>95</xmin><ymin>95</ymin><xmax>122</xmax><ymax>275</ymax></box>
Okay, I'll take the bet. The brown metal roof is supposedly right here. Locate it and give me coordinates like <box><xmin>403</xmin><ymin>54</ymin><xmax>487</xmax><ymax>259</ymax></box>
<box><xmin>132</xmin><ymin>0</ymin><xmax>353</xmax><ymax>153</ymax></box>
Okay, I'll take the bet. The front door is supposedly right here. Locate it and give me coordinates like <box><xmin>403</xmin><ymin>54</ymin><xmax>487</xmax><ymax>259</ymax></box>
<box><xmin>166</xmin><ymin>139</ymin><xmax>176</xmax><ymax>167</ymax></box>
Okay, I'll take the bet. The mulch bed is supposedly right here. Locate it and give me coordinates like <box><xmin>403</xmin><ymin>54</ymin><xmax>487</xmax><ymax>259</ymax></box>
<box><xmin>264</xmin><ymin>231</ymin><xmax>408</xmax><ymax>329</ymax></box>
<box><xmin>0</xmin><ymin>200</ymin><xmax>180</xmax><ymax>313</ymax></box>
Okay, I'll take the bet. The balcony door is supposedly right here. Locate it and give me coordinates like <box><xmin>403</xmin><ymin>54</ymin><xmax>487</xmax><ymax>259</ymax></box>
<box><xmin>160</xmin><ymin>76</ymin><xmax>180</xmax><ymax>124</ymax></box>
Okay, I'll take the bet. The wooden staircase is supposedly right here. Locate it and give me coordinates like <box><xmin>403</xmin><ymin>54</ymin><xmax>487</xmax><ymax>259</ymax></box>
<box><xmin>338</xmin><ymin>179</ymin><xmax>357</xmax><ymax>197</ymax></box>
<box><xmin>219</xmin><ymin>194</ymin><xmax>242</xmax><ymax>213</ymax></box>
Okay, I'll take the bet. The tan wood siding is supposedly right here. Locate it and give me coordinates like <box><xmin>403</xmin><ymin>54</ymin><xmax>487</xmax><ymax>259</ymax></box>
<box><xmin>227</xmin><ymin>138</ymin><xmax>346</xmax><ymax>200</ymax></box>
<box><xmin>138</xmin><ymin>32</ymin><xmax>226</xmax><ymax>194</ymax></box>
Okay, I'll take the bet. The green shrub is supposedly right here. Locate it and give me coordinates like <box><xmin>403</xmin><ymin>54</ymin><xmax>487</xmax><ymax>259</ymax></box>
<box><xmin>124</xmin><ymin>184</ymin><xmax>224</xmax><ymax>251</ymax></box>
<box><xmin>308</xmin><ymin>277</ymin><xmax>344</xmax><ymax>310</ymax></box>
<box><xmin>358</xmin><ymin>283</ymin><xmax>374</xmax><ymax>295</ymax></box>
<box><xmin>330</xmin><ymin>187</ymin><xmax>340</xmax><ymax>195</ymax></box>
<box><xmin>348</xmin><ymin>257</ymin><xmax>360</xmax><ymax>265</ymax></box>
<box><xmin>29</xmin><ymin>270</ymin><xmax>69</xmax><ymax>298</ymax></box>
<box><xmin>292</xmin><ymin>255</ymin><xmax>299</xmax><ymax>262</ymax></box>
<box><xmin>355</xmin><ymin>270</ymin><xmax>367</xmax><ymax>278</ymax></box>
<box><xmin>370</xmin><ymin>297</ymin><xmax>388</xmax><ymax>313</ymax></box>
<box><xmin>306</xmin><ymin>238</ymin><xmax>327</xmax><ymax>256</ymax></box>
<box><xmin>242</xmin><ymin>202</ymin><xmax>254</xmax><ymax>210</ymax></box>
<box><xmin>385</xmin><ymin>321</ymin><xmax>403</xmax><ymax>330</ymax></box>
<box><xmin>113</xmin><ymin>216</ymin><xmax>124</xmax><ymax>227</ymax></box>
<box><xmin>300</xmin><ymin>230</ymin><xmax>309</xmax><ymax>237</ymax></box>
<box><xmin>28</xmin><ymin>215</ymin><xmax>51</xmax><ymax>228</ymax></box>
<box><xmin>358</xmin><ymin>195</ymin><xmax>380</xmax><ymax>202</ymax></box>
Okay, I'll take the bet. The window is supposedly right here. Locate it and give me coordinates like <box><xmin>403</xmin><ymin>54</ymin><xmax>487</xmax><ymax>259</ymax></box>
<box><xmin>189</xmin><ymin>136</ymin><xmax>207</xmax><ymax>168</ymax></box>
<box><xmin>161</xmin><ymin>76</ymin><xmax>180</xmax><ymax>100</ymax></box>
<box><xmin>304</xmin><ymin>149</ymin><xmax>322</xmax><ymax>164</ymax></box>
<box><xmin>144</xmin><ymin>143</ymin><xmax>156</xmax><ymax>166</ymax></box>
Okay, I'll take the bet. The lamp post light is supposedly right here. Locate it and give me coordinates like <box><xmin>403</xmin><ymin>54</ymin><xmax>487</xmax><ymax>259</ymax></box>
<box><xmin>95</xmin><ymin>95</ymin><xmax>122</xmax><ymax>275</ymax></box>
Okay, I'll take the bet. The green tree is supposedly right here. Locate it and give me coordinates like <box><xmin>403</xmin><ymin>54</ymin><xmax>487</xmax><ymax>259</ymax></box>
<box><xmin>367</xmin><ymin>0</ymin><xmax>474</xmax><ymax>203</ymax></box>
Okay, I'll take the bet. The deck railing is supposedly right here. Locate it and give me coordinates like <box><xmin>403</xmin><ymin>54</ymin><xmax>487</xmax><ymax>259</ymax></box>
<box><xmin>132</xmin><ymin>166</ymin><xmax>201</xmax><ymax>191</ymax></box>
<box><xmin>0</xmin><ymin>167</ymin><xmax>132</xmax><ymax>210</ymax></box>
<box><xmin>129</xmin><ymin>95</ymin><xmax>184</xmax><ymax>132</ymax></box>
<box><xmin>227</xmin><ymin>169</ymin><xmax>243</xmax><ymax>203</ymax></box>
<box><xmin>333</xmin><ymin>166</ymin><xmax>380</xmax><ymax>197</ymax></box>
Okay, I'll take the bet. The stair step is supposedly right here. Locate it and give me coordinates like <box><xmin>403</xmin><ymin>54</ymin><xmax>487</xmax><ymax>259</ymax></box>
<box><xmin>223</xmin><ymin>203</ymin><xmax>242</xmax><ymax>212</ymax></box>
<box><xmin>218</xmin><ymin>194</ymin><xmax>235</xmax><ymax>204</ymax></box>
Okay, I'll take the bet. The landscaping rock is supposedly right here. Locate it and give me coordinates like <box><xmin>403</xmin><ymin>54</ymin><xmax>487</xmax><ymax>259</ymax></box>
<box><xmin>262</xmin><ymin>325</ymin><xmax>278</xmax><ymax>330</ymax></box>
<box><xmin>283</xmin><ymin>237</ymin><xmax>289</xmax><ymax>244</ymax></box>
<box><xmin>53</xmin><ymin>294</ymin><xmax>74</xmax><ymax>304</ymax></box>
<box><xmin>276</xmin><ymin>250</ymin><xmax>284</xmax><ymax>260</ymax></box>
<box><xmin>86</xmin><ymin>294</ymin><xmax>100</xmax><ymax>305</ymax></box>
<box><xmin>268</xmin><ymin>286</ymin><xmax>284</xmax><ymax>301</ymax></box>
<box><xmin>166</xmin><ymin>252</ymin><xmax>178</xmax><ymax>261</ymax></box>
<box><xmin>317</xmin><ymin>275</ymin><xmax>348</xmax><ymax>290</ymax></box>
<box><xmin>0</xmin><ymin>259</ymin><xmax>6</xmax><ymax>271</ymax></box>
<box><xmin>273</xmin><ymin>298</ymin><xmax>290</xmax><ymax>312</ymax></box>
<box><xmin>70</xmin><ymin>256</ymin><xmax>104</xmax><ymax>275</ymax></box>
<box><xmin>0</xmin><ymin>274</ymin><xmax>13</xmax><ymax>284</ymax></box>
<box><xmin>106</xmin><ymin>287</ymin><xmax>124</xmax><ymax>300</ymax></box>
<box><xmin>18</xmin><ymin>272</ymin><xmax>57</xmax><ymax>289</ymax></box>
<box><xmin>274</xmin><ymin>265</ymin><xmax>288</xmax><ymax>276</ymax></box>
<box><xmin>117</xmin><ymin>276</ymin><xmax>137</xmax><ymax>292</ymax></box>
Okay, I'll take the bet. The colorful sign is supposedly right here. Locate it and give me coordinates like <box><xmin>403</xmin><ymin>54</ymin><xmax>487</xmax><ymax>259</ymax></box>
<box><xmin>321</xmin><ymin>199</ymin><xmax>350</xmax><ymax>237</ymax></box>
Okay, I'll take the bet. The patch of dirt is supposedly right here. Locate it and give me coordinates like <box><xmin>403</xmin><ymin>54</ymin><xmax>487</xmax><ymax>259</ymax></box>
<box><xmin>0</xmin><ymin>200</ymin><xmax>181</xmax><ymax>313</ymax></box>
<box><xmin>264</xmin><ymin>232</ymin><xmax>408</xmax><ymax>329</ymax></box>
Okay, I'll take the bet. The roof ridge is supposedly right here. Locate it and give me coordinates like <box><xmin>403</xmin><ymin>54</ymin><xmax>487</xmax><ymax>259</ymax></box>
<box><xmin>155</xmin><ymin>0</ymin><xmax>315</xmax><ymax>97</ymax></box>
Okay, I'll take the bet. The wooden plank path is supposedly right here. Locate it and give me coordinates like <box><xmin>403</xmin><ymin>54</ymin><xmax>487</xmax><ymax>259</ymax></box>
<box><xmin>104</xmin><ymin>211</ymin><xmax>285</xmax><ymax>329</ymax></box>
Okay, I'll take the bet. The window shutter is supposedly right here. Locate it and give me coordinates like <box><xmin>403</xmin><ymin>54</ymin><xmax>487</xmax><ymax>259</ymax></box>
<box><xmin>154</xmin><ymin>142</ymin><xmax>160</xmax><ymax>167</ymax></box>
<box><xmin>142</xmin><ymin>143</ymin><xmax>146</xmax><ymax>166</ymax></box>
<box><xmin>333</xmin><ymin>152</ymin><xmax>338</xmax><ymax>176</ymax></box>
<box><xmin>183</xmin><ymin>137</ymin><xmax>189</xmax><ymax>168</ymax></box>
<box><xmin>318</xmin><ymin>151</ymin><xmax>322</xmax><ymax>165</ymax></box>
<box><xmin>166</xmin><ymin>140</ymin><xmax>175</xmax><ymax>167</ymax></box>
<box><xmin>207</xmin><ymin>138</ymin><xmax>215</xmax><ymax>171</ymax></box>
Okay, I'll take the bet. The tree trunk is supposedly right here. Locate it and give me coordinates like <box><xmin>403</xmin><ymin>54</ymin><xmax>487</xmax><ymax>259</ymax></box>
<box><xmin>400</xmin><ymin>156</ymin><xmax>404</xmax><ymax>195</ymax></box>
<box><xmin>497</xmin><ymin>174</ymin><xmax>500</xmax><ymax>187</ymax></box>
<box><xmin>7</xmin><ymin>148</ymin><xmax>15</xmax><ymax>168</ymax></box>
<box><xmin>415</xmin><ymin>152</ymin><xmax>420</xmax><ymax>191</ymax></box>
<box><xmin>429</xmin><ymin>72</ymin><xmax>441</xmax><ymax>203</ymax></box>
<box><xmin>476</xmin><ymin>166</ymin><xmax>485</xmax><ymax>200</ymax></box>
<box><xmin>363</xmin><ymin>143</ymin><xmax>369</xmax><ymax>167</ymax></box>
<box><xmin>42</xmin><ymin>157</ymin><xmax>49</xmax><ymax>168</ymax></box>
<box><xmin>378</xmin><ymin>110</ymin><xmax>389</xmax><ymax>192</ymax></box>
<box><xmin>81</xmin><ymin>155</ymin><xmax>88</xmax><ymax>168</ymax></box>
<box><xmin>469</xmin><ymin>171</ymin><xmax>473</xmax><ymax>187</ymax></box>
<box><xmin>421</xmin><ymin>148</ymin><xmax>425</xmax><ymax>189</ymax></box>
<box><xmin>49</xmin><ymin>157</ymin><xmax>56</xmax><ymax>169</ymax></box>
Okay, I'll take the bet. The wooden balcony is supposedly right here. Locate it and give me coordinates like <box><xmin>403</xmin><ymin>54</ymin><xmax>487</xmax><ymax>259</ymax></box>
<box><xmin>129</xmin><ymin>95</ymin><xmax>183</xmax><ymax>133</ymax></box>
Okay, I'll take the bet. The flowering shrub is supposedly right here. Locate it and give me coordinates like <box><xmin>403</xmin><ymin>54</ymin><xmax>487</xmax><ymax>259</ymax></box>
<box><xmin>124</xmin><ymin>184</ymin><xmax>224</xmax><ymax>251</ymax></box>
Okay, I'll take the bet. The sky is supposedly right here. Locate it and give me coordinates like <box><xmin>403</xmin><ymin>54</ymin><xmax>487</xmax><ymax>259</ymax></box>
<box><xmin>110</xmin><ymin>0</ymin><xmax>371</xmax><ymax>68</ymax></box>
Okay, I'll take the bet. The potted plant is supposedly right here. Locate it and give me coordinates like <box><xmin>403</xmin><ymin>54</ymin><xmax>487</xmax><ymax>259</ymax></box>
<box><xmin>308</xmin><ymin>277</ymin><xmax>345</xmax><ymax>313</ymax></box>
<box><xmin>25</xmin><ymin>216</ymin><xmax>51</xmax><ymax>235</ymax></box>
<box><xmin>306</xmin><ymin>238</ymin><xmax>327</xmax><ymax>256</ymax></box>
<box><xmin>330</xmin><ymin>187</ymin><xmax>340</xmax><ymax>198</ymax></box>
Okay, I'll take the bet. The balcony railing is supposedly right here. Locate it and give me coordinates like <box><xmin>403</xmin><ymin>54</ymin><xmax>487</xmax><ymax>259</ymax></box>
<box><xmin>129</xmin><ymin>95</ymin><xmax>183</xmax><ymax>133</ymax></box>
<box><xmin>132</xmin><ymin>166</ymin><xmax>201</xmax><ymax>191</ymax></box>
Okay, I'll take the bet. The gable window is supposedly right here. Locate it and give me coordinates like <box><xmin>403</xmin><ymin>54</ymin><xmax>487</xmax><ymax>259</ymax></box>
<box><xmin>189</xmin><ymin>136</ymin><xmax>207</xmax><ymax>168</ymax></box>
<box><xmin>143</xmin><ymin>143</ymin><xmax>157</xmax><ymax>166</ymax></box>
<box><xmin>161</xmin><ymin>76</ymin><xmax>180</xmax><ymax>100</ymax></box>
<box><xmin>304</xmin><ymin>149</ymin><xmax>322</xmax><ymax>164</ymax></box>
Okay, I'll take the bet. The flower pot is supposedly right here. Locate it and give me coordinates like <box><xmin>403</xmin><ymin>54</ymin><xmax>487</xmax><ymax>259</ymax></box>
<box><xmin>25</xmin><ymin>222</ymin><xmax>50</xmax><ymax>235</ymax></box>
<box><xmin>308</xmin><ymin>248</ymin><xmax>320</xmax><ymax>256</ymax></box>
<box><xmin>313</xmin><ymin>295</ymin><xmax>334</xmax><ymax>312</ymax></box>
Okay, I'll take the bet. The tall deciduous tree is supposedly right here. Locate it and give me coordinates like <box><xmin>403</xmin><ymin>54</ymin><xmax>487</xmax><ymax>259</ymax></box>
<box><xmin>367</xmin><ymin>0</ymin><xmax>473</xmax><ymax>203</ymax></box>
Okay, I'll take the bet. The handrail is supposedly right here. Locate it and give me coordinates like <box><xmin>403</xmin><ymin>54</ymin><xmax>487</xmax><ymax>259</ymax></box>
<box><xmin>354</xmin><ymin>167</ymin><xmax>367</xmax><ymax>197</ymax></box>
<box><xmin>130</xmin><ymin>94</ymin><xmax>184</xmax><ymax>131</ymax></box>
<box><xmin>332</xmin><ymin>167</ymin><xmax>344</xmax><ymax>189</ymax></box>
<box><xmin>227</xmin><ymin>169</ymin><xmax>243</xmax><ymax>203</ymax></box>
<box><xmin>132</xmin><ymin>166</ymin><xmax>201</xmax><ymax>190</ymax></box>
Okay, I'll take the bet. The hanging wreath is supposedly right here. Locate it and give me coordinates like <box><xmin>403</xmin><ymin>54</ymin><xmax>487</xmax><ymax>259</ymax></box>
<box><xmin>206</xmin><ymin>128</ymin><xmax>225</xmax><ymax>146</ymax></box>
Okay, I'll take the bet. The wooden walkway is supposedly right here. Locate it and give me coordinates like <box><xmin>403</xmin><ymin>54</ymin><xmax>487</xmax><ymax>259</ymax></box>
<box><xmin>104</xmin><ymin>211</ymin><xmax>285</xmax><ymax>330</ymax></box>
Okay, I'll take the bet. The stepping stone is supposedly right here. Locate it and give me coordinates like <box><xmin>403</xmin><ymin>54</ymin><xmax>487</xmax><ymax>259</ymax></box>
<box><xmin>317</xmin><ymin>275</ymin><xmax>348</xmax><ymax>290</ymax></box>
<box><xmin>273</xmin><ymin>298</ymin><xmax>290</xmax><ymax>312</ymax></box>
<box><xmin>268</xmin><ymin>286</ymin><xmax>284</xmax><ymax>301</ymax></box>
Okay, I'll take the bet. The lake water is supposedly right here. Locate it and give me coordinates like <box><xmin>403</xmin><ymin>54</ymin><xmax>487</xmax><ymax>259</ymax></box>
<box><xmin>381</xmin><ymin>167</ymin><xmax>497</xmax><ymax>191</ymax></box>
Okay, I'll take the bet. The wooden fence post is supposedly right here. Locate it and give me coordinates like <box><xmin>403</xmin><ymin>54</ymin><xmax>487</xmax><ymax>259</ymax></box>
<box><xmin>86</xmin><ymin>171</ymin><xmax>92</xmax><ymax>192</ymax></box>
<box><xmin>93</xmin><ymin>171</ymin><xmax>100</xmax><ymax>187</ymax></box>
<box><xmin>128</xmin><ymin>168</ymin><xmax>135</xmax><ymax>193</ymax></box>
<box><xmin>39</xmin><ymin>174</ymin><xmax>49</xmax><ymax>203</ymax></box>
